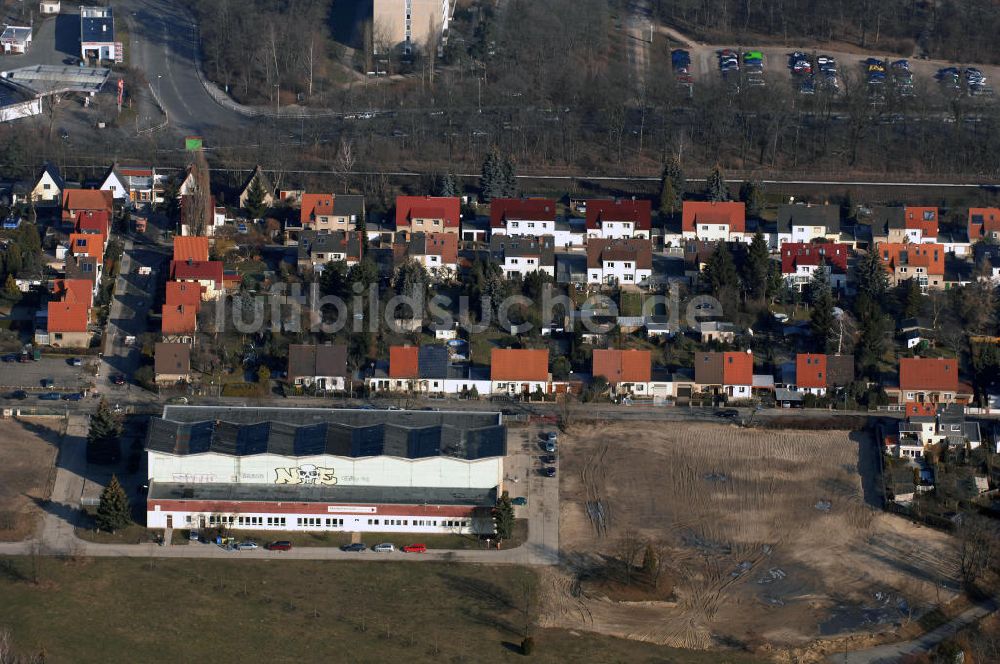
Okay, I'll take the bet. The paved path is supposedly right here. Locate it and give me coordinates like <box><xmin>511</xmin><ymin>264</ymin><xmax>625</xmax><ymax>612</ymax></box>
<box><xmin>826</xmin><ymin>597</ymin><xmax>1000</xmax><ymax>663</ymax></box>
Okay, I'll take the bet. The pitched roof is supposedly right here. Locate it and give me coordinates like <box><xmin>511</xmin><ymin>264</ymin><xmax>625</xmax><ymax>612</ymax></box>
<box><xmin>171</xmin><ymin>260</ymin><xmax>224</xmax><ymax>285</ymax></box>
<box><xmin>408</xmin><ymin>232</ymin><xmax>458</xmax><ymax>264</ymax></box>
<box><xmin>899</xmin><ymin>357</ymin><xmax>959</xmax><ymax>392</ymax></box>
<box><xmin>968</xmin><ymin>207</ymin><xmax>1000</xmax><ymax>240</ymax></box>
<box><xmin>490</xmin><ymin>235</ymin><xmax>556</xmax><ymax>263</ymax></box>
<box><xmin>35</xmin><ymin>162</ymin><xmax>64</xmax><ymax>190</ymax></box>
<box><xmin>69</xmin><ymin>233</ymin><xmax>104</xmax><ymax>263</ymax></box>
<box><xmin>878</xmin><ymin>242</ymin><xmax>945</xmax><ymax>275</ymax></box>
<box><xmin>154</xmin><ymin>342</ymin><xmax>191</xmax><ymax>377</ymax></box>
<box><xmin>490</xmin><ymin>198</ymin><xmax>557</xmax><ymax>228</ymax></box>
<box><xmin>490</xmin><ymin>348</ymin><xmax>549</xmax><ymax>381</ymax></box>
<box><xmin>300</xmin><ymin>193</ymin><xmax>335</xmax><ymax>224</ymax></box>
<box><xmin>298</xmin><ymin>230</ymin><xmax>364</xmax><ymax>262</ymax></box>
<box><xmin>696</xmin><ymin>351</ymin><xmax>752</xmax><ymax>386</ymax></box>
<box><xmin>904</xmin><ymin>207</ymin><xmax>938</xmax><ymax>237</ymax></box>
<box><xmin>74</xmin><ymin>210</ymin><xmax>110</xmax><ymax>238</ymax></box>
<box><xmin>395</xmin><ymin>196</ymin><xmax>461</xmax><ymax>229</ymax></box>
<box><xmin>586</xmin><ymin>199</ymin><xmax>652</xmax><ymax>231</ymax></box>
<box><xmin>796</xmin><ymin>353</ymin><xmax>828</xmax><ymax>389</ymax></box>
<box><xmin>826</xmin><ymin>355</ymin><xmax>855</xmax><ymax>387</ymax></box>
<box><xmin>780</xmin><ymin>242</ymin><xmax>850</xmax><ymax>274</ymax></box>
<box><xmin>52</xmin><ymin>279</ymin><xmax>94</xmax><ymax>308</ymax></box>
<box><xmin>47</xmin><ymin>301</ymin><xmax>89</xmax><ymax>333</ymax></box>
<box><xmin>287</xmin><ymin>344</ymin><xmax>348</xmax><ymax>380</ymax></box>
<box><xmin>682</xmin><ymin>201</ymin><xmax>746</xmax><ymax>233</ymax></box>
<box><xmin>165</xmin><ymin>281</ymin><xmax>203</xmax><ymax>310</ymax></box>
<box><xmin>173</xmin><ymin>236</ymin><xmax>210</xmax><ymax>262</ymax></box>
<box><xmin>586</xmin><ymin>238</ymin><xmax>653</xmax><ymax>269</ymax></box>
<box><xmin>389</xmin><ymin>346</ymin><xmax>419</xmax><ymax>379</ymax></box>
<box><xmin>161</xmin><ymin>304</ymin><xmax>197</xmax><ymax>335</ymax></box>
<box><xmin>904</xmin><ymin>401</ymin><xmax>937</xmax><ymax>418</ymax></box>
<box><xmin>61</xmin><ymin>188</ymin><xmax>113</xmax><ymax>213</ymax></box>
<box><xmin>592</xmin><ymin>349</ymin><xmax>651</xmax><ymax>384</ymax></box>
<box><xmin>239</xmin><ymin>165</ymin><xmax>273</xmax><ymax>197</ymax></box>
<box><xmin>777</xmin><ymin>204</ymin><xmax>841</xmax><ymax>233</ymax></box>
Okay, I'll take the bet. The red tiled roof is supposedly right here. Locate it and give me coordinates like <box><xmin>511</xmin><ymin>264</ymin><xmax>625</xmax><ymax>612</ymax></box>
<box><xmin>52</xmin><ymin>279</ymin><xmax>93</xmax><ymax>308</ymax></box>
<box><xmin>300</xmin><ymin>193</ymin><xmax>335</xmax><ymax>224</ymax></box>
<box><xmin>592</xmin><ymin>349</ymin><xmax>651</xmax><ymax>384</ymax></box>
<box><xmin>904</xmin><ymin>401</ymin><xmax>937</xmax><ymax>418</ymax></box>
<box><xmin>173</xmin><ymin>236</ymin><xmax>210</xmax><ymax>262</ymax></box>
<box><xmin>119</xmin><ymin>167</ymin><xmax>153</xmax><ymax>177</ymax></box>
<box><xmin>722</xmin><ymin>351</ymin><xmax>753</xmax><ymax>386</ymax></box>
<box><xmin>62</xmin><ymin>188</ymin><xmax>113</xmax><ymax>214</ymax></box>
<box><xmin>165</xmin><ymin>281</ymin><xmax>203</xmax><ymax>310</ymax></box>
<box><xmin>161</xmin><ymin>304</ymin><xmax>197</xmax><ymax>335</ymax></box>
<box><xmin>389</xmin><ymin>346</ymin><xmax>419</xmax><ymax>379</ymax></box>
<box><xmin>491</xmin><ymin>349</ymin><xmax>549</xmax><ymax>382</ymax></box>
<box><xmin>69</xmin><ymin>233</ymin><xmax>104</xmax><ymax>264</ymax></box>
<box><xmin>968</xmin><ymin>207</ymin><xmax>1000</xmax><ymax>241</ymax></box>
<box><xmin>489</xmin><ymin>198</ymin><xmax>557</xmax><ymax>228</ymax></box>
<box><xmin>878</xmin><ymin>242</ymin><xmax>945</xmax><ymax>276</ymax></box>
<box><xmin>899</xmin><ymin>357</ymin><xmax>958</xmax><ymax>392</ymax></box>
<box><xmin>904</xmin><ymin>207</ymin><xmax>938</xmax><ymax>238</ymax></box>
<box><xmin>682</xmin><ymin>201</ymin><xmax>746</xmax><ymax>234</ymax></box>
<box><xmin>171</xmin><ymin>260</ymin><xmax>224</xmax><ymax>285</ymax></box>
<box><xmin>796</xmin><ymin>353</ymin><xmax>828</xmax><ymax>389</ymax></box>
<box><xmin>780</xmin><ymin>242</ymin><xmax>850</xmax><ymax>274</ymax></box>
<box><xmin>586</xmin><ymin>199</ymin><xmax>652</xmax><ymax>231</ymax></box>
<box><xmin>415</xmin><ymin>233</ymin><xmax>458</xmax><ymax>264</ymax></box>
<box><xmin>395</xmin><ymin>196</ymin><xmax>461</xmax><ymax>229</ymax></box>
<box><xmin>74</xmin><ymin>210</ymin><xmax>110</xmax><ymax>239</ymax></box>
<box><xmin>47</xmin><ymin>301</ymin><xmax>89</xmax><ymax>333</ymax></box>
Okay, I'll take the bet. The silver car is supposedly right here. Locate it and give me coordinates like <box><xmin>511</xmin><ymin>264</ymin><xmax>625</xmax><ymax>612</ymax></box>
<box><xmin>373</xmin><ymin>543</ymin><xmax>395</xmax><ymax>553</ymax></box>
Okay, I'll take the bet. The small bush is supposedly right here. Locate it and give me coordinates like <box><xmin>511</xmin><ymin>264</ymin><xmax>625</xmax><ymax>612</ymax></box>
<box><xmin>521</xmin><ymin>637</ymin><xmax>534</xmax><ymax>655</ymax></box>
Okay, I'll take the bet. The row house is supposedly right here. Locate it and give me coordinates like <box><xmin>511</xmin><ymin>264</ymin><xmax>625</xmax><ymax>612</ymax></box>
<box><xmin>406</xmin><ymin>232</ymin><xmax>459</xmax><ymax>278</ymax></box>
<box><xmin>173</xmin><ymin>236</ymin><xmax>210</xmax><ymax>263</ymax></box>
<box><xmin>62</xmin><ymin>188</ymin><xmax>113</xmax><ymax>225</ymax></box>
<box><xmin>73</xmin><ymin>210</ymin><xmax>111</xmax><ymax>249</ymax></box>
<box><xmin>775</xmin><ymin>204</ymin><xmax>841</xmax><ymax>247</ymax></box>
<box><xmin>287</xmin><ymin>344</ymin><xmax>349</xmax><ymax>392</ymax></box>
<box><xmin>885</xmin><ymin>357</ymin><xmax>972</xmax><ymax>405</ymax></box>
<box><xmin>297</xmin><ymin>230</ymin><xmax>364</xmax><ymax>273</ymax></box>
<box><xmin>968</xmin><ymin>207</ymin><xmax>1000</xmax><ymax>243</ymax></box>
<box><xmin>586</xmin><ymin>238</ymin><xmax>652</xmax><ymax>286</ymax></box>
<box><xmin>491</xmin><ymin>348</ymin><xmax>550</xmax><ymax>396</ymax></box>
<box><xmin>871</xmin><ymin>206</ymin><xmax>938</xmax><ymax>244</ymax></box>
<box><xmin>292</xmin><ymin>193</ymin><xmax>365</xmax><ymax>237</ymax></box>
<box><xmin>789</xmin><ymin>353</ymin><xmax>854</xmax><ymax>396</ymax></box>
<box><xmin>367</xmin><ymin>345</ymin><xmax>492</xmax><ymax>396</ymax></box>
<box><xmin>170</xmin><ymin>260</ymin><xmax>224</xmax><ymax>300</ymax></box>
<box><xmin>490</xmin><ymin>198</ymin><xmax>557</xmax><ymax>238</ymax></box>
<box><xmin>592</xmin><ymin>349</ymin><xmax>651</xmax><ymax>397</ymax></box>
<box><xmin>694</xmin><ymin>351</ymin><xmax>753</xmax><ymax>399</ymax></box>
<box><xmin>490</xmin><ymin>235</ymin><xmax>555</xmax><ymax>279</ymax></box>
<box><xmin>681</xmin><ymin>201</ymin><xmax>746</xmax><ymax>242</ymax></box>
<box><xmin>586</xmin><ymin>199</ymin><xmax>652</xmax><ymax>240</ymax></box>
<box><xmin>878</xmin><ymin>242</ymin><xmax>945</xmax><ymax>290</ymax></box>
<box><xmin>780</xmin><ymin>242</ymin><xmax>850</xmax><ymax>292</ymax></box>
<box><xmin>395</xmin><ymin>196</ymin><xmax>461</xmax><ymax>236</ymax></box>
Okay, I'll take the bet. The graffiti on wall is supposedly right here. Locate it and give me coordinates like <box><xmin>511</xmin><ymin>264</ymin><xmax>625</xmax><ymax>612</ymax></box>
<box><xmin>274</xmin><ymin>464</ymin><xmax>338</xmax><ymax>485</ymax></box>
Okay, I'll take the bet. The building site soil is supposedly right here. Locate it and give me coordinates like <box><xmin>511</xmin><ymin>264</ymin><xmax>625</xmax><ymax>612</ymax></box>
<box><xmin>545</xmin><ymin>421</ymin><xmax>960</xmax><ymax>656</ymax></box>
<box><xmin>0</xmin><ymin>418</ymin><xmax>60</xmax><ymax>541</ymax></box>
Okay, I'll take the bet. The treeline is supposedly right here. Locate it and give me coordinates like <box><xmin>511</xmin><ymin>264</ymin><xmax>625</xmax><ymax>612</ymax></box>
<box><xmin>653</xmin><ymin>0</ymin><xmax>1000</xmax><ymax>64</ymax></box>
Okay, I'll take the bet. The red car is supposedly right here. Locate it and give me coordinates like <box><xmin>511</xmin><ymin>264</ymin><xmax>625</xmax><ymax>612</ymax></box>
<box><xmin>266</xmin><ymin>540</ymin><xmax>292</xmax><ymax>551</ymax></box>
<box><xmin>402</xmin><ymin>543</ymin><xmax>427</xmax><ymax>553</ymax></box>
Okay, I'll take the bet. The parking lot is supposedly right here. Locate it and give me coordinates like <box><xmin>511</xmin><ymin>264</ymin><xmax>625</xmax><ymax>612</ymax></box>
<box><xmin>0</xmin><ymin>356</ymin><xmax>97</xmax><ymax>392</ymax></box>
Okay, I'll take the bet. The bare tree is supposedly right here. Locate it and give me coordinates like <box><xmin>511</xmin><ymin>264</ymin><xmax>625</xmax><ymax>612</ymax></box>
<box><xmin>334</xmin><ymin>141</ymin><xmax>356</xmax><ymax>193</ymax></box>
<box><xmin>616</xmin><ymin>528</ymin><xmax>643</xmax><ymax>585</ymax></box>
<box><xmin>957</xmin><ymin>516</ymin><xmax>998</xmax><ymax>590</ymax></box>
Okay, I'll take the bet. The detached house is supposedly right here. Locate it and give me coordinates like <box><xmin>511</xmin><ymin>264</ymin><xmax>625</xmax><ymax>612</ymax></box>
<box><xmin>890</xmin><ymin>404</ymin><xmax>982</xmax><ymax>459</ymax></box>
<box><xmin>776</xmin><ymin>204</ymin><xmax>841</xmax><ymax>248</ymax></box>
<box><xmin>681</xmin><ymin>201</ymin><xmax>746</xmax><ymax>242</ymax></box>
<box><xmin>968</xmin><ymin>207</ymin><xmax>1000</xmax><ymax>242</ymax></box>
<box><xmin>490</xmin><ymin>198</ymin><xmax>557</xmax><ymax>238</ymax></box>
<box><xmin>780</xmin><ymin>242</ymin><xmax>850</xmax><ymax>292</ymax></box>
<box><xmin>395</xmin><ymin>196</ymin><xmax>461</xmax><ymax>236</ymax></box>
<box><xmin>586</xmin><ymin>199</ymin><xmax>652</xmax><ymax>239</ymax></box>
<box><xmin>294</xmin><ymin>193</ymin><xmax>365</xmax><ymax>236</ymax></box>
<box><xmin>592</xmin><ymin>349</ymin><xmax>651</xmax><ymax>397</ymax></box>
<box><xmin>62</xmin><ymin>188</ymin><xmax>113</xmax><ymax>224</ymax></box>
<box><xmin>31</xmin><ymin>163</ymin><xmax>64</xmax><ymax>205</ymax></box>
<box><xmin>287</xmin><ymin>343</ymin><xmax>349</xmax><ymax>392</ymax></box>
<box><xmin>792</xmin><ymin>353</ymin><xmax>854</xmax><ymax>396</ymax></box>
<box><xmin>237</xmin><ymin>165</ymin><xmax>274</xmax><ymax>212</ymax></box>
<box><xmin>38</xmin><ymin>279</ymin><xmax>94</xmax><ymax>348</ymax></box>
<box><xmin>871</xmin><ymin>206</ymin><xmax>938</xmax><ymax>244</ymax></box>
<box><xmin>407</xmin><ymin>232</ymin><xmax>458</xmax><ymax>278</ymax></box>
<box><xmin>297</xmin><ymin>230</ymin><xmax>364</xmax><ymax>272</ymax></box>
<box><xmin>886</xmin><ymin>357</ymin><xmax>971</xmax><ymax>405</ymax></box>
<box><xmin>586</xmin><ymin>238</ymin><xmax>652</xmax><ymax>286</ymax></box>
<box><xmin>878</xmin><ymin>242</ymin><xmax>945</xmax><ymax>291</ymax></box>
<box><xmin>491</xmin><ymin>348</ymin><xmax>550</xmax><ymax>396</ymax></box>
<box><xmin>490</xmin><ymin>235</ymin><xmax>555</xmax><ymax>279</ymax></box>
<box><xmin>695</xmin><ymin>351</ymin><xmax>753</xmax><ymax>399</ymax></box>
<box><xmin>154</xmin><ymin>342</ymin><xmax>191</xmax><ymax>385</ymax></box>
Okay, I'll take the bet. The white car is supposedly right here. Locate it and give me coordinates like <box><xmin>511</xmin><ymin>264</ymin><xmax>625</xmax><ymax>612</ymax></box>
<box><xmin>373</xmin><ymin>543</ymin><xmax>395</xmax><ymax>553</ymax></box>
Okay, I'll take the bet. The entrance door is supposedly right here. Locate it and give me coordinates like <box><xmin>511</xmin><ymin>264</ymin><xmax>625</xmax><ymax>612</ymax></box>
<box><xmin>166</xmin><ymin>515</ymin><xmax>173</xmax><ymax>528</ymax></box>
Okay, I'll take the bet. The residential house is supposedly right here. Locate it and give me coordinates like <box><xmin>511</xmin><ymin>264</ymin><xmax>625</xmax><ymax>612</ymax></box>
<box><xmin>395</xmin><ymin>195</ymin><xmax>461</xmax><ymax>236</ymax></box>
<box><xmin>968</xmin><ymin>207</ymin><xmax>1000</xmax><ymax>242</ymax></box>
<box><xmin>61</xmin><ymin>188</ymin><xmax>113</xmax><ymax>224</ymax></box>
<box><xmin>170</xmin><ymin>260</ymin><xmax>224</xmax><ymax>300</ymax></box>
<box><xmin>297</xmin><ymin>230</ymin><xmax>364</xmax><ymax>273</ymax></box>
<box><xmin>780</xmin><ymin>242</ymin><xmax>850</xmax><ymax>292</ymax></box>
<box><xmin>586</xmin><ymin>199</ymin><xmax>652</xmax><ymax>239</ymax></box>
<box><xmin>73</xmin><ymin>210</ymin><xmax>111</xmax><ymax>248</ymax></box>
<box><xmin>586</xmin><ymin>238</ymin><xmax>653</xmax><ymax>286</ymax></box>
<box><xmin>490</xmin><ymin>235</ymin><xmax>555</xmax><ymax>279</ymax></box>
<box><xmin>30</xmin><ymin>162</ymin><xmax>63</xmax><ymax>204</ymax></box>
<box><xmin>173</xmin><ymin>236</ymin><xmax>210</xmax><ymax>263</ymax></box>
<box><xmin>973</xmin><ymin>244</ymin><xmax>1000</xmax><ymax>283</ymax></box>
<box><xmin>165</xmin><ymin>281</ymin><xmax>203</xmax><ymax>312</ymax></box>
<box><xmin>406</xmin><ymin>232</ymin><xmax>458</xmax><ymax>278</ymax></box>
<box><xmin>886</xmin><ymin>357</ymin><xmax>971</xmax><ymax>405</ymax></box>
<box><xmin>154</xmin><ymin>342</ymin><xmax>192</xmax><ymax>385</ymax></box>
<box><xmin>100</xmin><ymin>164</ymin><xmax>157</xmax><ymax>204</ymax></box>
<box><xmin>294</xmin><ymin>193</ymin><xmax>365</xmax><ymax>235</ymax></box>
<box><xmin>871</xmin><ymin>206</ymin><xmax>938</xmax><ymax>244</ymax></box>
<box><xmin>161</xmin><ymin>303</ymin><xmax>197</xmax><ymax>343</ymax></box>
<box><xmin>237</xmin><ymin>165</ymin><xmax>274</xmax><ymax>211</ymax></box>
<box><xmin>694</xmin><ymin>351</ymin><xmax>753</xmax><ymax>399</ymax></box>
<box><xmin>592</xmin><ymin>349</ymin><xmax>651</xmax><ymax>397</ymax></box>
<box><xmin>891</xmin><ymin>404</ymin><xmax>982</xmax><ymax>459</ymax></box>
<box><xmin>68</xmin><ymin>233</ymin><xmax>104</xmax><ymax>281</ymax></box>
<box><xmin>45</xmin><ymin>301</ymin><xmax>91</xmax><ymax>347</ymax></box>
<box><xmin>792</xmin><ymin>353</ymin><xmax>854</xmax><ymax>396</ymax></box>
<box><xmin>938</xmin><ymin>230</ymin><xmax>972</xmax><ymax>257</ymax></box>
<box><xmin>287</xmin><ymin>344</ymin><xmax>349</xmax><ymax>392</ymax></box>
<box><xmin>681</xmin><ymin>201</ymin><xmax>746</xmax><ymax>242</ymax></box>
<box><xmin>698</xmin><ymin>320</ymin><xmax>737</xmax><ymax>343</ymax></box>
<box><xmin>878</xmin><ymin>242</ymin><xmax>945</xmax><ymax>290</ymax></box>
<box><xmin>490</xmin><ymin>348</ymin><xmax>550</xmax><ymax>396</ymax></box>
<box><xmin>490</xmin><ymin>198</ymin><xmax>557</xmax><ymax>238</ymax></box>
<box><xmin>776</xmin><ymin>204</ymin><xmax>841</xmax><ymax>248</ymax></box>
<box><xmin>370</xmin><ymin>345</ymin><xmax>456</xmax><ymax>394</ymax></box>
<box><xmin>178</xmin><ymin>194</ymin><xmax>225</xmax><ymax>236</ymax></box>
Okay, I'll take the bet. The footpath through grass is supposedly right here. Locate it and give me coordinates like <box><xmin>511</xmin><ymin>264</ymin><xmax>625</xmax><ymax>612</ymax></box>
<box><xmin>0</xmin><ymin>557</ymin><xmax>765</xmax><ymax>664</ymax></box>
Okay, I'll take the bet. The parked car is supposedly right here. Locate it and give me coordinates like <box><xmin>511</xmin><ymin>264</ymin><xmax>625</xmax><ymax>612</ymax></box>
<box><xmin>266</xmin><ymin>541</ymin><xmax>292</xmax><ymax>551</ymax></box>
<box><xmin>189</xmin><ymin>530</ymin><xmax>200</xmax><ymax>542</ymax></box>
<box><xmin>544</xmin><ymin>466</ymin><xmax>557</xmax><ymax>478</ymax></box>
<box><xmin>61</xmin><ymin>393</ymin><xmax>83</xmax><ymax>401</ymax></box>
<box><xmin>38</xmin><ymin>393</ymin><xmax>60</xmax><ymax>401</ymax></box>
<box><xmin>1</xmin><ymin>354</ymin><xmax>18</xmax><ymax>362</ymax></box>
<box><xmin>69</xmin><ymin>357</ymin><xmax>82</xmax><ymax>367</ymax></box>
<box><xmin>340</xmin><ymin>542</ymin><xmax>367</xmax><ymax>552</ymax></box>
<box><xmin>40</xmin><ymin>378</ymin><xmax>54</xmax><ymax>388</ymax></box>
<box><xmin>544</xmin><ymin>440</ymin><xmax>557</xmax><ymax>453</ymax></box>
<box><xmin>237</xmin><ymin>541</ymin><xmax>258</xmax><ymax>550</ymax></box>
<box><xmin>511</xmin><ymin>497</ymin><xmax>528</xmax><ymax>506</ymax></box>
<box><xmin>7</xmin><ymin>390</ymin><xmax>27</xmax><ymax>400</ymax></box>
<box><xmin>110</xmin><ymin>374</ymin><xmax>126</xmax><ymax>386</ymax></box>
<box><xmin>715</xmin><ymin>409</ymin><xmax>740</xmax><ymax>419</ymax></box>
<box><xmin>540</xmin><ymin>454</ymin><xmax>556</xmax><ymax>464</ymax></box>
<box><xmin>372</xmin><ymin>543</ymin><xmax>395</xmax><ymax>553</ymax></box>
<box><xmin>402</xmin><ymin>543</ymin><xmax>427</xmax><ymax>553</ymax></box>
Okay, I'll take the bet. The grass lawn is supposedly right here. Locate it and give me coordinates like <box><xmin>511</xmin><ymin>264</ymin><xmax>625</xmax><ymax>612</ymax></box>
<box><xmin>619</xmin><ymin>290</ymin><xmax>644</xmax><ymax>317</ymax></box>
<box><xmin>0</xmin><ymin>557</ymin><xmax>765</xmax><ymax>664</ymax></box>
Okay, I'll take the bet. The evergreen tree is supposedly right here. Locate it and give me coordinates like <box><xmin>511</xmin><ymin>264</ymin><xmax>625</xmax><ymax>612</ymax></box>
<box><xmin>500</xmin><ymin>154</ymin><xmax>518</xmax><ymax>198</ymax></box>
<box><xmin>346</xmin><ymin>257</ymin><xmax>379</xmax><ymax>293</ymax></box>
<box><xmin>854</xmin><ymin>249</ymin><xmax>889</xmax><ymax>301</ymax></box>
<box><xmin>742</xmin><ymin>231</ymin><xmax>772</xmax><ymax>300</ymax></box>
<box><xmin>855</xmin><ymin>294</ymin><xmax>890</xmax><ymax>378</ymax></box>
<box><xmin>739</xmin><ymin>179</ymin><xmax>765</xmax><ymax>218</ymax></box>
<box><xmin>87</xmin><ymin>399</ymin><xmax>123</xmax><ymax>464</ymax></box>
<box><xmin>703</xmin><ymin>242</ymin><xmax>739</xmax><ymax>296</ymax></box>
<box><xmin>900</xmin><ymin>278</ymin><xmax>922</xmax><ymax>319</ymax></box>
<box><xmin>706</xmin><ymin>164</ymin><xmax>729</xmax><ymax>202</ymax></box>
<box><xmin>808</xmin><ymin>267</ymin><xmax>835</xmax><ymax>353</ymax></box>
<box><xmin>438</xmin><ymin>172</ymin><xmax>458</xmax><ymax>197</ymax></box>
<box><xmin>4</xmin><ymin>274</ymin><xmax>21</xmax><ymax>301</ymax></box>
<box><xmin>658</xmin><ymin>157</ymin><xmax>684</xmax><ymax>216</ymax></box>
<box><xmin>480</xmin><ymin>147</ymin><xmax>505</xmax><ymax>202</ymax></box>
<box><xmin>245</xmin><ymin>176</ymin><xmax>268</xmax><ymax>220</ymax></box>
<box><xmin>492</xmin><ymin>491</ymin><xmax>515</xmax><ymax>541</ymax></box>
<box><xmin>96</xmin><ymin>475</ymin><xmax>131</xmax><ymax>532</ymax></box>
<box><xmin>319</xmin><ymin>260</ymin><xmax>348</xmax><ymax>298</ymax></box>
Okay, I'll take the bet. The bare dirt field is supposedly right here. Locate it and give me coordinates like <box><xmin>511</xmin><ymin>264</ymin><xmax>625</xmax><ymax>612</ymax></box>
<box><xmin>544</xmin><ymin>421</ymin><xmax>960</xmax><ymax>656</ymax></box>
<box><xmin>0</xmin><ymin>418</ymin><xmax>61</xmax><ymax>541</ymax></box>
